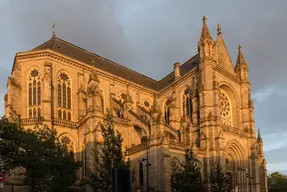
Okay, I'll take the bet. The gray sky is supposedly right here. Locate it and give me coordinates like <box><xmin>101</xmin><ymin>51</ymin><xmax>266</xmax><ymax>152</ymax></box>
<box><xmin>1</xmin><ymin>0</ymin><xmax>286</xmax><ymax>173</ymax></box>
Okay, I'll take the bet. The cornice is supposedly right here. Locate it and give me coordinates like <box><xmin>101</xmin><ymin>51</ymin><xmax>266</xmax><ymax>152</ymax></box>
<box><xmin>158</xmin><ymin>68</ymin><xmax>197</xmax><ymax>97</ymax></box>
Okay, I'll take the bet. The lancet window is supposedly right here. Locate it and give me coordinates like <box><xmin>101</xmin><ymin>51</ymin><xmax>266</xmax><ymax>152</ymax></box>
<box><xmin>28</xmin><ymin>68</ymin><xmax>41</xmax><ymax>118</ymax></box>
<box><xmin>57</xmin><ymin>72</ymin><xmax>72</xmax><ymax>121</ymax></box>
<box><xmin>164</xmin><ymin>100</ymin><xmax>171</xmax><ymax>124</ymax></box>
<box><xmin>183</xmin><ymin>88</ymin><xmax>193</xmax><ymax>120</ymax></box>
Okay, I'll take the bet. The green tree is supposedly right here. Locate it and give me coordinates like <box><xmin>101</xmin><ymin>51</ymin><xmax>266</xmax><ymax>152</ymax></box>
<box><xmin>268</xmin><ymin>171</ymin><xmax>287</xmax><ymax>192</ymax></box>
<box><xmin>0</xmin><ymin>108</ymin><xmax>81</xmax><ymax>192</ymax></box>
<box><xmin>209</xmin><ymin>164</ymin><xmax>227</xmax><ymax>192</ymax></box>
<box><xmin>170</xmin><ymin>148</ymin><xmax>204</xmax><ymax>192</ymax></box>
<box><xmin>88</xmin><ymin>110</ymin><xmax>130</xmax><ymax>192</ymax></box>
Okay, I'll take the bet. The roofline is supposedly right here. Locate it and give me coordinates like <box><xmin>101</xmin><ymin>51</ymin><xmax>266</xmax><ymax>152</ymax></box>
<box><xmin>50</xmin><ymin>37</ymin><xmax>159</xmax><ymax>83</ymax></box>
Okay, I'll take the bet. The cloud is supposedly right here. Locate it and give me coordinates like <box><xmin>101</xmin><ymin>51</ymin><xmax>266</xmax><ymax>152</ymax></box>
<box><xmin>266</xmin><ymin>146</ymin><xmax>287</xmax><ymax>164</ymax></box>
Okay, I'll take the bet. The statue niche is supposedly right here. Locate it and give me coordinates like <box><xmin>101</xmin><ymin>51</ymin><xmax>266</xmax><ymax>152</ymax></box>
<box><xmin>87</xmin><ymin>70</ymin><xmax>103</xmax><ymax>112</ymax></box>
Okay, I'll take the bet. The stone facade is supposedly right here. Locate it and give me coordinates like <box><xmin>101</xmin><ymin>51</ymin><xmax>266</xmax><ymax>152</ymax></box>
<box><xmin>4</xmin><ymin>17</ymin><xmax>267</xmax><ymax>192</ymax></box>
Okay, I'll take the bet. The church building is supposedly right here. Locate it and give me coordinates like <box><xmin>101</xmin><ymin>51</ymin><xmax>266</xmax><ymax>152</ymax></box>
<box><xmin>4</xmin><ymin>17</ymin><xmax>267</xmax><ymax>191</ymax></box>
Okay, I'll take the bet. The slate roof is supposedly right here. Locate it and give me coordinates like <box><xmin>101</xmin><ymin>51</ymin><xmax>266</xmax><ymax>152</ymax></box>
<box><xmin>31</xmin><ymin>37</ymin><xmax>199</xmax><ymax>91</ymax></box>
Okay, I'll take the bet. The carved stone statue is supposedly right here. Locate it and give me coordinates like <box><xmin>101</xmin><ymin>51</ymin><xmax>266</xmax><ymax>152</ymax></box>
<box><xmin>42</xmin><ymin>67</ymin><xmax>51</xmax><ymax>101</ymax></box>
<box><xmin>87</xmin><ymin>70</ymin><xmax>100</xmax><ymax>96</ymax></box>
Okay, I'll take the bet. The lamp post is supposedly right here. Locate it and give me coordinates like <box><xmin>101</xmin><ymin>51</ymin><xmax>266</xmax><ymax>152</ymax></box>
<box><xmin>142</xmin><ymin>120</ymin><xmax>151</xmax><ymax>192</ymax></box>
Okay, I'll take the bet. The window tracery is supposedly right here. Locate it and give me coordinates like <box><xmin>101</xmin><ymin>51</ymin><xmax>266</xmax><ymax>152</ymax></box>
<box><xmin>183</xmin><ymin>88</ymin><xmax>193</xmax><ymax>120</ymax></box>
<box><xmin>57</xmin><ymin>72</ymin><xmax>72</xmax><ymax>121</ymax></box>
<box><xmin>142</xmin><ymin>99</ymin><xmax>152</xmax><ymax>111</ymax></box>
<box><xmin>219</xmin><ymin>89</ymin><xmax>233</xmax><ymax>126</ymax></box>
<box><xmin>28</xmin><ymin>68</ymin><xmax>41</xmax><ymax>118</ymax></box>
<box><xmin>219</xmin><ymin>90</ymin><xmax>231</xmax><ymax>120</ymax></box>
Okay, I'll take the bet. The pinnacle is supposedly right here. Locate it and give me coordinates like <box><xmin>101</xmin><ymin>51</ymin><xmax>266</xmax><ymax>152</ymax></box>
<box><xmin>199</xmin><ymin>16</ymin><xmax>213</xmax><ymax>42</ymax></box>
<box><xmin>257</xmin><ymin>129</ymin><xmax>263</xmax><ymax>143</ymax></box>
<box><xmin>236</xmin><ymin>45</ymin><xmax>247</xmax><ymax>67</ymax></box>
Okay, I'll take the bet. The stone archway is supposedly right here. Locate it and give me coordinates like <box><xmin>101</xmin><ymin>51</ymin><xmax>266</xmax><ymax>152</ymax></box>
<box><xmin>225</xmin><ymin>140</ymin><xmax>246</xmax><ymax>192</ymax></box>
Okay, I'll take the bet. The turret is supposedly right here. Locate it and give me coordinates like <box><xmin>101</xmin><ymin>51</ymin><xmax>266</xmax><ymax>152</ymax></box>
<box><xmin>235</xmin><ymin>45</ymin><xmax>249</xmax><ymax>81</ymax></box>
<box><xmin>173</xmin><ymin>62</ymin><xmax>181</xmax><ymax>80</ymax></box>
<box><xmin>257</xmin><ymin>129</ymin><xmax>263</xmax><ymax>144</ymax></box>
<box><xmin>257</xmin><ymin>129</ymin><xmax>264</xmax><ymax>157</ymax></box>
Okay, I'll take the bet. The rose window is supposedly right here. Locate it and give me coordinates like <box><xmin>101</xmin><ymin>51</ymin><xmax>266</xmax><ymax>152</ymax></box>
<box><xmin>219</xmin><ymin>90</ymin><xmax>231</xmax><ymax>119</ymax></box>
<box><xmin>142</xmin><ymin>100</ymin><xmax>152</xmax><ymax>111</ymax></box>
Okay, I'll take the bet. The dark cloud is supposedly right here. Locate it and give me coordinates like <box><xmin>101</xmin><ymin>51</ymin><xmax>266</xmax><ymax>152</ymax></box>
<box><xmin>1</xmin><ymin>0</ymin><xmax>287</xmax><ymax>171</ymax></box>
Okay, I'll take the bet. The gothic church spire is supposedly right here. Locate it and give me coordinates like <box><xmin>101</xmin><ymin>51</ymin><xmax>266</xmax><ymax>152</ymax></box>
<box><xmin>235</xmin><ymin>45</ymin><xmax>248</xmax><ymax>68</ymax></box>
<box><xmin>198</xmin><ymin>16</ymin><xmax>214</xmax><ymax>59</ymax></box>
<box><xmin>235</xmin><ymin>45</ymin><xmax>249</xmax><ymax>81</ymax></box>
<box><xmin>199</xmin><ymin>16</ymin><xmax>213</xmax><ymax>42</ymax></box>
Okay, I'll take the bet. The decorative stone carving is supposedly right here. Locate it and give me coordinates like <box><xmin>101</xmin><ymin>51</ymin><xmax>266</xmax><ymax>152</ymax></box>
<box><xmin>42</xmin><ymin>66</ymin><xmax>51</xmax><ymax>101</ymax></box>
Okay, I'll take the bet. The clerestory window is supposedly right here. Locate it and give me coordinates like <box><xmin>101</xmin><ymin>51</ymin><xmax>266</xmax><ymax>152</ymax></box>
<box><xmin>57</xmin><ymin>72</ymin><xmax>72</xmax><ymax>121</ymax></box>
<box><xmin>28</xmin><ymin>69</ymin><xmax>41</xmax><ymax>118</ymax></box>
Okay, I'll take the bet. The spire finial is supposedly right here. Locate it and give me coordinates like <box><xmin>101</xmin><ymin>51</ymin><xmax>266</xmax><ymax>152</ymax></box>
<box><xmin>238</xmin><ymin>44</ymin><xmax>242</xmax><ymax>51</ymax></box>
<box><xmin>52</xmin><ymin>22</ymin><xmax>56</xmax><ymax>37</ymax></box>
<box><xmin>217</xmin><ymin>24</ymin><xmax>222</xmax><ymax>35</ymax></box>
<box><xmin>202</xmin><ymin>16</ymin><xmax>207</xmax><ymax>22</ymax></box>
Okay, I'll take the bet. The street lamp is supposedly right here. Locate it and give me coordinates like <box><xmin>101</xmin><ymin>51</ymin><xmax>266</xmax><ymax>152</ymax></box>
<box><xmin>142</xmin><ymin>120</ymin><xmax>152</xmax><ymax>192</ymax></box>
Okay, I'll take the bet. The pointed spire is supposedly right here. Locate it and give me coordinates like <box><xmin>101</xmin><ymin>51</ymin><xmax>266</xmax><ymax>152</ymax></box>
<box><xmin>199</xmin><ymin>16</ymin><xmax>213</xmax><ymax>42</ymax></box>
<box><xmin>257</xmin><ymin>129</ymin><xmax>263</xmax><ymax>143</ymax></box>
<box><xmin>236</xmin><ymin>45</ymin><xmax>247</xmax><ymax>67</ymax></box>
<box><xmin>52</xmin><ymin>22</ymin><xmax>56</xmax><ymax>38</ymax></box>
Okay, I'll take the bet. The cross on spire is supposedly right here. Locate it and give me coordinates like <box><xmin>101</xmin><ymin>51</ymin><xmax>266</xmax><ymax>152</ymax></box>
<box><xmin>238</xmin><ymin>44</ymin><xmax>242</xmax><ymax>51</ymax></box>
<box><xmin>202</xmin><ymin>16</ymin><xmax>207</xmax><ymax>22</ymax></box>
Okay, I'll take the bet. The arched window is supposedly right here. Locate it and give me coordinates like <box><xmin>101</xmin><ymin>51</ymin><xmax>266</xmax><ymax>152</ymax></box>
<box><xmin>57</xmin><ymin>72</ymin><xmax>72</xmax><ymax>121</ymax></box>
<box><xmin>164</xmin><ymin>100</ymin><xmax>171</xmax><ymax>124</ymax></box>
<box><xmin>28</xmin><ymin>69</ymin><xmax>41</xmax><ymax>118</ymax></box>
<box><xmin>60</xmin><ymin>135</ymin><xmax>74</xmax><ymax>155</ymax></box>
<box><xmin>183</xmin><ymin>88</ymin><xmax>193</xmax><ymax>120</ymax></box>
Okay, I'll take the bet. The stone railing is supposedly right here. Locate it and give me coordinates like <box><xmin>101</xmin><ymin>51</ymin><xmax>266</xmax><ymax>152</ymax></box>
<box><xmin>169</xmin><ymin>141</ymin><xmax>186</xmax><ymax>149</ymax></box>
<box><xmin>127</xmin><ymin>143</ymin><xmax>148</xmax><ymax>155</ymax></box>
<box><xmin>113</xmin><ymin>116</ymin><xmax>130</xmax><ymax>125</ymax></box>
<box><xmin>53</xmin><ymin>118</ymin><xmax>77</xmax><ymax>128</ymax></box>
<box><xmin>21</xmin><ymin>118</ymin><xmax>38</xmax><ymax>125</ymax></box>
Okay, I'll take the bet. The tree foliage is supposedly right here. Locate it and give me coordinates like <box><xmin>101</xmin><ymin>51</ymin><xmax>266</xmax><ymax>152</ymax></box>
<box><xmin>209</xmin><ymin>163</ymin><xmax>227</xmax><ymax>192</ymax></box>
<box><xmin>170</xmin><ymin>148</ymin><xmax>204</xmax><ymax>192</ymax></box>
<box><xmin>268</xmin><ymin>171</ymin><xmax>287</xmax><ymax>192</ymax></box>
<box><xmin>0</xmin><ymin>108</ymin><xmax>81</xmax><ymax>192</ymax></box>
<box><xmin>88</xmin><ymin>110</ymin><xmax>130</xmax><ymax>192</ymax></box>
